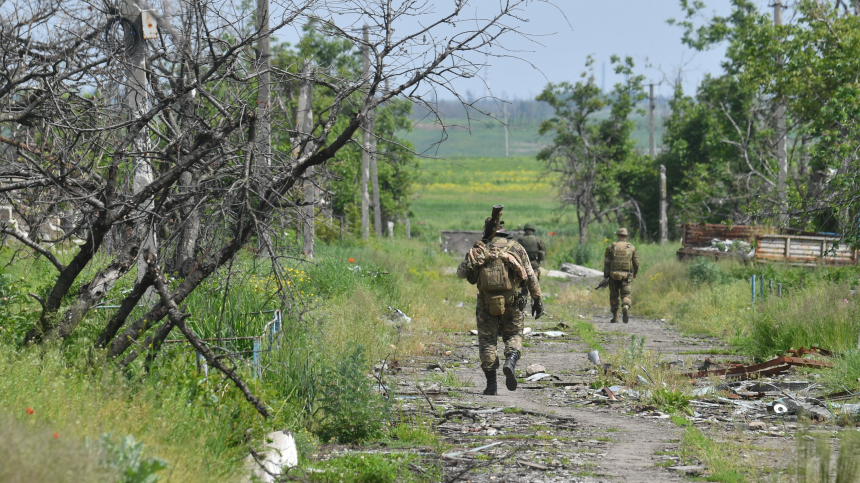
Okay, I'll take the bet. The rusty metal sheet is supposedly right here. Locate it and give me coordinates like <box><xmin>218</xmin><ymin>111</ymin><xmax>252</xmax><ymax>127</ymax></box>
<box><xmin>681</xmin><ymin>223</ymin><xmax>765</xmax><ymax>248</ymax></box>
<box><xmin>683</xmin><ymin>356</ymin><xmax>830</xmax><ymax>380</ymax></box>
<box><xmin>755</xmin><ymin>234</ymin><xmax>858</xmax><ymax>266</ymax></box>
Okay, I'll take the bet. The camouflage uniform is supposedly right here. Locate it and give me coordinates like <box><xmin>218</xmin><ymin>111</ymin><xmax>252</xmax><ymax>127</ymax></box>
<box><xmin>457</xmin><ymin>234</ymin><xmax>542</xmax><ymax>371</ymax></box>
<box><xmin>603</xmin><ymin>230</ymin><xmax>639</xmax><ymax>322</ymax></box>
<box><xmin>517</xmin><ymin>223</ymin><xmax>546</xmax><ymax>280</ymax></box>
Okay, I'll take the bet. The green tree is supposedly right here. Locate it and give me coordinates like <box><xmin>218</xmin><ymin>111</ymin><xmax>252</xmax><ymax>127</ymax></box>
<box><xmin>537</xmin><ymin>56</ymin><xmax>655</xmax><ymax>243</ymax></box>
<box><xmin>272</xmin><ymin>22</ymin><xmax>418</xmax><ymax>237</ymax></box>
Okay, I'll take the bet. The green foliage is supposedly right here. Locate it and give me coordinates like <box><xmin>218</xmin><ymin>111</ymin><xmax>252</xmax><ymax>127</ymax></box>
<box><xmin>680</xmin><ymin>425</ymin><xmax>755</xmax><ymax>482</ymax></box>
<box><xmin>569</xmin><ymin>243</ymin><xmax>597</xmax><ymax>266</ymax></box>
<box><xmin>101</xmin><ymin>434</ymin><xmax>169</xmax><ymax>483</ymax></box>
<box><xmin>742</xmin><ymin>283</ymin><xmax>860</xmax><ymax>359</ymax></box>
<box><xmin>686</xmin><ymin>257</ymin><xmax>726</xmax><ymax>285</ymax></box>
<box><xmin>315</xmin><ymin>346</ymin><xmax>390</xmax><ymax>444</ymax></box>
<box><xmin>0</xmin><ymin>272</ymin><xmax>39</xmax><ymax>345</ymax></box>
<box><xmin>272</xmin><ymin>21</ymin><xmax>419</xmax><ymax>233</ymax></box>
<box><xmin>307</xmin><ymin>453</ymin><xmax>428</xmax><ymax>483</ymax></box>
<box><xmin>649</xmin><ymin>388</ymin><xmax>691</xmax><ymax>414</ymax></box>
<box><xmin>536</xmin><ymin>55</ymin><xmax>656</xmax><ymax>241</ymax></box>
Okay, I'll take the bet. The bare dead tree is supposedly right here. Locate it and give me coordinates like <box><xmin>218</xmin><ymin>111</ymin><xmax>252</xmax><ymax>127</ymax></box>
<box><xmin>0</xmin><ymin>0</ymin><xmax>553</xmax><ymax>417</ymax></box>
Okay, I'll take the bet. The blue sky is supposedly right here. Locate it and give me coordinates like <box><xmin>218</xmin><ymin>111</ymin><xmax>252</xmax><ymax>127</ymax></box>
<box><xmin>270</xmin><ymin>0</ymin><xmax>779</xmax><ymax>101</ymax></box>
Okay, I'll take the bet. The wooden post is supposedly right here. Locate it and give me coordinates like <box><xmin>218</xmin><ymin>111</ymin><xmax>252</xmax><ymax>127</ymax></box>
<box><xmin>659</xmin><ymin>165</ymin><xmax>667</xmax><ymax>245</ymax></box>
<box><xmin>297</xmin><ymin>60</ymin><xmax>315</xmax><ymax>258</ymax></box>
<box><xmin>405</xmin><ymin>218</ymin><xmax>411</xmax><ymax>239</ymax></box>
<box><xmin>774</xmin><ymin>1</ymin><xmax>788</xmax><ymax>226</ymax></box>
<box><xmin>360</xmin><ymin>25</ymin><xmax>371</xmax><ymax>240</ymax></box>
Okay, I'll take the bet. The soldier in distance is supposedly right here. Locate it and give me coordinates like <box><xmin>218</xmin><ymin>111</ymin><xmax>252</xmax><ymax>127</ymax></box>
<box><xmin>602</xmin><ymin>228</ymin><xmax>640</xmax><ymax>323</ymax></box>
<box><xmin>517</xmin><ymin>223</ymin><xmax>547</xmax><ymax>279</ymax></box>
<box><xmin>457</xmin><ymin>207</ymin><xmax>543</xmax><ymax>396</ymax></box>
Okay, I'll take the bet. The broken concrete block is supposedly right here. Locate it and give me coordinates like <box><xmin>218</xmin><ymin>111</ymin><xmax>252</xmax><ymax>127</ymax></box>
<box><xmin>748</xmin><ymin>421</ymin><xmax>766</xmax><ymax>431</ymax></box>
<box><xmin>525</xmin><ymin>364</ymin><xmax>546</xmax><ymax>377</ymax></box>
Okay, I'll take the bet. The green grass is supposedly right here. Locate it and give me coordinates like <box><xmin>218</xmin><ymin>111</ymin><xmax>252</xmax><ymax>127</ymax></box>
<box><xmin>411</xmin><ymin>156</ymin><xmax>568</xmax><ymax>234</ymax></box>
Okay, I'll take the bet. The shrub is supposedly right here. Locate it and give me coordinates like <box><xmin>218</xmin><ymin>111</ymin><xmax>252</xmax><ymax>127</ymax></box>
<box><xmin>686</xmin><ymin>257</ymin><xmax>724</xmax><ymax>285</ymax></box>
<box><xmin>650</xmin><ymin>388</ymin><xmax>691</xmax><ymax>414</ymax></box>
<box><xmin>315</xmin><ymin>346</ymin><xmax>390</xmax><ymax>444</ymax></box>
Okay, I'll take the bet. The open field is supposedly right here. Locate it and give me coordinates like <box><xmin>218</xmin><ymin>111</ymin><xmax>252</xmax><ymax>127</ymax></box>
<box><xmin>410</xmin><ymin>156</ymin><xmax>569</xmax><ymax>234</ymax></box>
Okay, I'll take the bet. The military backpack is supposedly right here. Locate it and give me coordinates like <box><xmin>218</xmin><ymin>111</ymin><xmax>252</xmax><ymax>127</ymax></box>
<box><xmin>478</xmin><ymin>238</ymin><xmax>517</xmax><ymax>315</ymax></box>
<box><xmin>609</xmin><ymin>241</ymin><xmax>634</xmax><ymax>281</ymax></box>
<box><xmin>518</xmin><ymin>234</ymin><xmax>541</xmax><ymax>262</ymax></box>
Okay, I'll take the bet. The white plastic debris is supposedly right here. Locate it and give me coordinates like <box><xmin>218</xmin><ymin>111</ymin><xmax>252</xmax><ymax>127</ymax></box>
<box><xmin>244</xmin><ymin>431</ymin><xmax>298</xmax><ymax>483</ymax></box>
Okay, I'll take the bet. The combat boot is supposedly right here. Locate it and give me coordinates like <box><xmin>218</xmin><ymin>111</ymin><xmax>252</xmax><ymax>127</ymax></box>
<box><xmin>482</xmin><ymin>370</ymin><xmax>497</xmax><ymax>395</ymax></box>
<box><xmin>610</xmin><ymin>310</ymin><xmax>619</xmax><ymax>323</ymax></box>
<box><xmin>503</xmin><ymin>353</ymin><xmax>519</xmax><ymax>391</ymax></box>
<box><xmin>622</xmin><ymin>305</ymin><xmax>630</xmax><ymax>323</ymax></box>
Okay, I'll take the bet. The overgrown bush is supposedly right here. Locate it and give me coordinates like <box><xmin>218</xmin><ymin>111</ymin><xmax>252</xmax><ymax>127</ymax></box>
<box><xmin>571</xmin><ymin>243</ymin><xmax>597</xmax><ymax>266</ymax></box>
<box><xmin>687</xmin><ymin>257</ymin><xmax>725</xmax><ymax>285</ymax></box>
<box><xmin>315</xmin><ymin>346</ymin><xmax>390</xmax><ymax>444</ymax></box>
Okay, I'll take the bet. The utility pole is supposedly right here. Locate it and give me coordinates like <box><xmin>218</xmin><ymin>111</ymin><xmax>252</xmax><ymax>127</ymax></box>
<box><xmin>360</xmin><ymin>25</ymin><xmax>371</xmax><ymax>240</ymax></box>
<box><xmin>649</xmin><ymin>83</ymin><xmax>656</xmax><ymax>158</ymax></box>
<box><xmin>256</xmin><ymin>0</ymin><xmax>270</xmax><ymax>163</ymax></box>
<box><xmin>297</xmin><ymin>60</ymin><xmax>314</xmax><ymax>258</ymax></box>
<box><xmin>370</xmin><ymin>110</ymin><xmax>381</xmax><ymax>236</ymax></box>
<box><xmin>774</xmin><ymin>1</ymin><xmax>788</xmax><ymax>226</ymax></box>
<box><xmin>121</xmin><ymin>1</ymin><xmax>156</xmax><ymax>293</ymax></box>
<box><xmin>659</xmin><ymin>165</ymin><xmax>668</xmax><ymax>245</ymax></box>
<box><xmin>503</xmin><ymin>103</ymin><xmax>509</xmax><ymax>157</ymax></box>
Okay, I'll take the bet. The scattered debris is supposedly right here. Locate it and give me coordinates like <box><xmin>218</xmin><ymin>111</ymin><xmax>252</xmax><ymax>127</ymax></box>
<box><xmin>525</xmin><ymin>364</ymin><xmax>546</xmax><ymax>377</ymax></box>
<box><xmin>386</xmin><ymin>305</ymin><xmax>412</xmax><ymax>324</ymax></box>
<box><xmin>559</xmin><ymin>263</ymin><xmax>604</xmax><ymax>278</ymax></box>
<box><xmin>469</xmin><ymin>329</ymin><xmax>478</xmax><ymax>336</ymax></box>
<box><xmin>442</xmin><ymin>441</ymin><xmax>503</xmax><ymax>459</ymax></box>
<box><xmin>667</xmin><ymin>465</ymin><xmax>706</xmax><ymax>476</ymax></box>
<box><xmin>748</xmin><ymin>421</ymin><xmax>766</xmax><ymax>431</ymax></box>
<box><xmin>516</xmin><ymin>459</ymin><xmax>549</xmax><ymax>470</ymax></box>
<box><xmin>523</xmin><ymin>327</ymin><xmax>532</xmax><ymax>335</ymax></box>
<box><xmin>524</xmin><ymin>373</ymin><xmax>556</xmax><ymax>382</ymax></box>
<box><xmin>587</xmin><ymin>350</ymin><xmax>601</xmax><ymax>366</ymax></box>
<box><xmin>529</xmin><ymin>330</ymin><xmax>564</xmax><ymax>338</ymax></box>
<box><xmin>427</xmin><ymin>363</ymin><xmax>446</xmax><ymax>372</ymax></box>
<box><xmin>683</xmin><ymin>355</ymin><xmax>831</xmax><ymax>380</ymax></box>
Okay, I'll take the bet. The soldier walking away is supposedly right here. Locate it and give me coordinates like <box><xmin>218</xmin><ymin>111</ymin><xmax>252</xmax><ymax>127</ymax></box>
<box><xmin>602</xmin><ymin>228</ymin><xmax>639</xmax><ymax>323</ymax></box>
<box><xmin>517</xmin><ymin>223</ymin><xmax>547</xmax><ymax>279</ymax></box>
<box><xmin>457</xmin><ymin>205</ymin><xmax>543</xmax><ymax>396</ymax></box>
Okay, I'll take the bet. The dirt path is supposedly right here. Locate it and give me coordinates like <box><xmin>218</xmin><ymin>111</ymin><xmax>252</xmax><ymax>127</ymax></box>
<box><xmin>391</xmin><ymin>305</ymin><xmax>733</xmax><ymax>482</ymax></box>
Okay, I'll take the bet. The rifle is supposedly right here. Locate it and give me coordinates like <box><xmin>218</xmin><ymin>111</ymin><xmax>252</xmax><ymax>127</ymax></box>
<box><xmin>594</xmin><ymin>278</ymin><xmax>610</xmax><ymax>290</ymax></box>
<box><xmin>481</xmin><ymin>205</ymin><xmax>504</xmax><ymax>243</ymax></box>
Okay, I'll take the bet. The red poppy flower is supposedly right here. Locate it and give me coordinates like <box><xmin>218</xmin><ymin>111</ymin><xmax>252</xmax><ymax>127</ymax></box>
<box><xmin>53</xmin><ymin>433</ymin><xmax>59</xmax><ymax>439</ymax></box>
<box><xmin>348</xmin><ymin>258</ymin><xmax>355</xmax><ymax>263</ymax></box>
<box><xmin>26</xmin><ymin>407</ymin><xmax>34</xmax><ymax>415</ymax></box>
<box><xmin>548</xmin><ymin>232</ymin><xmax>557</xmax><ymax>236</ymax></box>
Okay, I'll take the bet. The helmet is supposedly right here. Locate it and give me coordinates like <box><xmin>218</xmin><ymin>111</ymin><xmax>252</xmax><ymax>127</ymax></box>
<box><xmin>524</xmin><ymin>223</ymin><xmax>536</xmax><ymax>232</ymax></box>
<box><xmin>616</xmin><ymin>228</ymin><xmax>629</xmax><ymax>237</ymax></box>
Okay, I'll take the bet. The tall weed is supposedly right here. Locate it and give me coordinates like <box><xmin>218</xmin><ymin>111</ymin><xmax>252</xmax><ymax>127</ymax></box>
<box><xmin>742</xmin><ymin>283</ymin><xmax>860</xmax><ymax>357</ymax></box>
